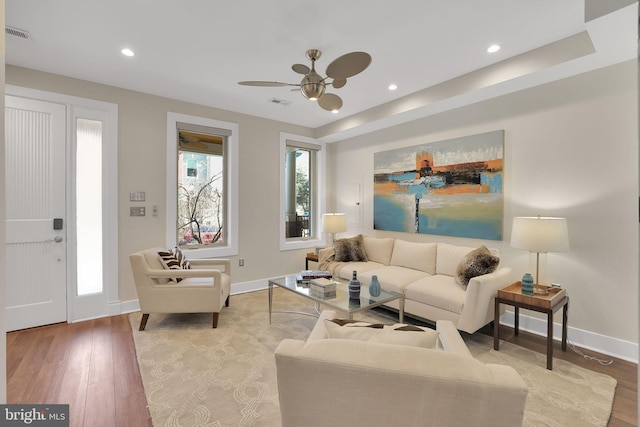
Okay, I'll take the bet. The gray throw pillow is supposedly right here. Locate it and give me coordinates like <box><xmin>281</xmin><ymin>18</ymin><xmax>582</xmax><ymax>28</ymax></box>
<box><xmin>333</xmin><ymin>234</ymin><xmax>368</xmax><ymax>262</ymax></box>
<box><xmin>455</xmin><ymin>245</ymin><xmax>499</xmax><ymax>288</ymax></box>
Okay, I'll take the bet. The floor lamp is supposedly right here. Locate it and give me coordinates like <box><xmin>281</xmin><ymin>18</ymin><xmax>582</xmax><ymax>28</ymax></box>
<box><xmin>510</xmin><ymin>216</ymin><xmax>569</xmax><ymax>295</ymax></box>
<box><xmin>322</xmin><ymin>213</ymin><xmax>347</xmax><ymax>245</ymax></box>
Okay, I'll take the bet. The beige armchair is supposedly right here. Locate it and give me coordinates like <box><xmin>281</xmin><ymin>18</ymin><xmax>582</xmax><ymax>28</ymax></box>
<box><xmin>275</xmin><ymin>310</ymin><xmax>527</xmax><ymax>427</ymax></box>
<box><xmin>129</xmin><ymin>247</ymin><xmax>231</xmax><ymax>330</ymax></box>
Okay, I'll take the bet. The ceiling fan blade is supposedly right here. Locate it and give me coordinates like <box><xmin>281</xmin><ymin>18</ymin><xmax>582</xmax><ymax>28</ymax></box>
<box><xmin>332</xmin><ymin>78</ymin><xmax>347</xmax><ymax>89</ymax></box>
<box><xmin>318</xmin><ymin>93</ymin><xmax>343</xmax><ymax>111</ymax></box>
<box><xmin>325</xmin><ymin>51</ymin><xmax>372</xmax><ymax>79</ymax></box>
<box><xmin>238</xmin><ymin>81</ymin><xmax>293</xmax><ymax>87</ymax></box>
<box><xmin>292</xmin><ymin>63</ymin><xmax>310</xmax><ymax>74</ymax></box>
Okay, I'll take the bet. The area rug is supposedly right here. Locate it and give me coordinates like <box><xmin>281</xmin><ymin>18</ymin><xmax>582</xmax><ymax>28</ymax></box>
<box><xmin>130</xmin><ymin>289</ymin><xmax>616</xmax><ymax>427</ymax></box>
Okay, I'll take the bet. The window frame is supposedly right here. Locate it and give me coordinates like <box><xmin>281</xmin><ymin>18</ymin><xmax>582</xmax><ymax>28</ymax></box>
<box><xmin>166</xmin><ymin>112</ymin><xmax>239</xmax><ymax>258</ymax></box>
<box><xmin>279</xmin><ymin>132</ymin><xmax>325</xmax><ymax>251</ymax></box>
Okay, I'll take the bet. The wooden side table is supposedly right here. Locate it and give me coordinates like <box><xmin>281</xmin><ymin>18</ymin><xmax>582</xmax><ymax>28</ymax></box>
<box><xmin>305</xmin><ymin>253</ymin><xmax>319</xmax><ymax>270</ymax></box>
<box><xmin>494</xmin><ymin>282</ymin><xmax>569</xmax><ymax>370</ymax></box>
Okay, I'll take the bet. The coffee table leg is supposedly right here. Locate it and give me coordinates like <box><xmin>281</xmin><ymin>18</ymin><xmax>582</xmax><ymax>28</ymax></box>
<box><xmin>399</xmin><ymin>296</ymin><xmax>405</xmax><ymax>324</ymax></box>
<box><xmin>268</xmin><ymin>282</ymin><xmax>273</xmax><ymax>325</ymax></box>
<box><xmin>562</xmin><ymin>301</ymin><xmax>568</xmax><ymax>352</ymax></box>
<box><xmin>494</xmin><ymin>299</ymin><xmax>500</xmax><ymax>351</ymax></box>
<box><xmin>547</xmin><ymin>310</ymin><xmax>553</xmax><ymax>370</ymax></box>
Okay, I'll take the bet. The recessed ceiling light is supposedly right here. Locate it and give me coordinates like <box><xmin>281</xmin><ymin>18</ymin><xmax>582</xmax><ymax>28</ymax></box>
<box><xmin>331</xmin><ymin>109</ymin><xmax>339</xmax><ymax>114</ymax></box>
<box><xmin>121</xmin><ymin>48</ymin><xmax>135</xmax><ymax>57</ymax></box>
<box><xmin>487</xmin><ymin>44</ymin><xmax>501</xmax><ymax>53</ymax></box>
<box><xmin>388</xmin><ymin>83</ymin><xmax>398</xmax><ymax>91</ymax></box>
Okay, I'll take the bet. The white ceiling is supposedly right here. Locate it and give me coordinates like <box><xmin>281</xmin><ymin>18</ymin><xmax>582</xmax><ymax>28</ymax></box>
<box><xmin>5</xmin><ymin>1</ymin><xmax>637</xmax><ymax>140</ymax></box>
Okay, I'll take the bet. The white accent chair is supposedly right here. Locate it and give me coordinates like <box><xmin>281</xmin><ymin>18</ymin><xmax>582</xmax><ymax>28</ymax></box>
<box><xmin>129</xmin><ymin>247</ymin><xmax>231</xmax><ymax>330</ymax></box>
<box><xmin>275</xmin><ymin>310</ymin><xmax>528</xmax><ymax>427</ymax></box>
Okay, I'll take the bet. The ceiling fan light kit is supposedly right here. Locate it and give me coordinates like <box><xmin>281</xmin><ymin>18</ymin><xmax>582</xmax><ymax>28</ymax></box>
<box><xmin>238</xmin><ymin>48</ymin><xmax>371</xmax><ymax>112</ymax></box>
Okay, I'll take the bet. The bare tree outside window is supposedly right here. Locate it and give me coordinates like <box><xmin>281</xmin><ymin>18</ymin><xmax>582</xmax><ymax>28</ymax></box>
<box><xmin>177</xmin><ymin>131</ymin><xmax>225</xmax><ymax>247</ymax></box>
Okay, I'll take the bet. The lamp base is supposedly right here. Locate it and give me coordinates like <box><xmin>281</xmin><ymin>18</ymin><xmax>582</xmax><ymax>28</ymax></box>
<box><xmin>533</xmin><ymin>285</ymin><xmax>549</xmax><ymax>295</ymax></box>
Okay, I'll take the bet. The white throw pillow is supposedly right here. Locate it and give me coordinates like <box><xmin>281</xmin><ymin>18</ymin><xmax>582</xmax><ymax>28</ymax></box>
<box><xmin>324</xmin><ymin>320</ymin><xmax>439</xmax><ymax>349</ymax></box>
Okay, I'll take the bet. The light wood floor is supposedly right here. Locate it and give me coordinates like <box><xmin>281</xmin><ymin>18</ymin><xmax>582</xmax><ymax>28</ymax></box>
<box><xmin>6</xmin><ymin>314</ymin><xmax>638</xmax><ymax>427</ymax></box>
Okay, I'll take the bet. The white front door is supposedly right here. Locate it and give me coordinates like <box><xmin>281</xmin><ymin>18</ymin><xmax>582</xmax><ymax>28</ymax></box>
<box><xmin>5</xmin><ymin>95</ymin><xmax>67</xmax><ymax>331</ymax></box>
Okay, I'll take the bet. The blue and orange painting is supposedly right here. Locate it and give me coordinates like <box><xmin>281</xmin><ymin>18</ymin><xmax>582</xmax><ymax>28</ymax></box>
<box><xmin>374</xmin><ymin>130</ymin><xmax>504</xmax><ymax>240</ymax></box>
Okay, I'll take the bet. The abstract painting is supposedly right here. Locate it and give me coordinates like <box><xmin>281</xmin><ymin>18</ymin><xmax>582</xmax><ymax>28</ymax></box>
<box><xmin>374</xmin><ymin>130</ymin><xmax>504</xmax><ymax>240</ymax></box>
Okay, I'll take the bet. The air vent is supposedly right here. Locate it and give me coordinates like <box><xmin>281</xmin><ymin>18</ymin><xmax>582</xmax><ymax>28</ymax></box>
<box><xmin>268</xmin><ymin>97</ymin><xmax>292</xmax><ymax>106</ymax></box>
<box><xmin>6</xmin><ymin>26</ymin><xmax>30</xmax><ymax>40</ymax></box>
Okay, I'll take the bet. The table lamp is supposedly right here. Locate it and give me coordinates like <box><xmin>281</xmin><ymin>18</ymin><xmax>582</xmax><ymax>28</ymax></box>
<box><xmin>510</xmin><ymin>216</ymin><xmax>569</xmax><ymax>294</ymax></box>
<box><xmin>322</xmin><ymin>213</ymin><xmax>347</xmax><ymax>245</ymax></box>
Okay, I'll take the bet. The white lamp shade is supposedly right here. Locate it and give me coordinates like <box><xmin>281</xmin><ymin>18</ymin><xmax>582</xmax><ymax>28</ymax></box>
<box><xmin>511</xmin><ymin>216</ymin><xmax>569</xmax><ymax>253</ymax></box>
<box><xmin>322</xmin><ymin>213</ymin><xmax>347</xmax><ymax>234</ymax></box>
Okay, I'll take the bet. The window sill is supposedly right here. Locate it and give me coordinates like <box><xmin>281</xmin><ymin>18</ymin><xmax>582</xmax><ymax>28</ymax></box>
<box><xmin>280</xmin><ymin>237</ymin><xmax>323</xmax><ymax>252</ymax></box>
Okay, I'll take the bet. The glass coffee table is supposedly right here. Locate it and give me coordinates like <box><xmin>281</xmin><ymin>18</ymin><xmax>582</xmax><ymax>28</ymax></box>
<box><xmin>268</xmin><ymin>274</ymin><xmax>404</xmax><ymax>324</ymax></box>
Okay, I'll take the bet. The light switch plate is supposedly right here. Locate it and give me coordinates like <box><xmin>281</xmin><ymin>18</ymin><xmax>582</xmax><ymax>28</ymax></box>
<box><xmin>130</xmin><ymin>191</ymin><xmax>146</xmax><ymax>202</ymax></box>
<box><xmin>130</xmin><ymin>206</ymin><xmax>146</xmax><ymax>216</ymax></box>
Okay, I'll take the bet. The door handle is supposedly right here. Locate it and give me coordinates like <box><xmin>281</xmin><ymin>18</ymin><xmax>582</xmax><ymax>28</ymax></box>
<box><xmin>53</xmin><ymin>235</ymin><xmax>63</xmax><ymax>243</ymax></box>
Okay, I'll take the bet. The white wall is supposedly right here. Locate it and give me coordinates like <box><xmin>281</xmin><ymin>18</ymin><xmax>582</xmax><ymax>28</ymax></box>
<box><xmin>328</xmin><ymin>61</ymin><xmax>639</xmax><ymax>353</ymax></box>
<box><xmin>6</xmin><ymin>65</ymin><xmax>316</xmax><ymax>303</ymax></box>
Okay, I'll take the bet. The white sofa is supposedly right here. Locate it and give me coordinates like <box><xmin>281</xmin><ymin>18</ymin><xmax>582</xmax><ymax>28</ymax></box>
<box><xmin>275</xmin><ymin>310</ymin><xmax>528</xmax><ymax>427</ymax></box>
<box><xmin>319</xmin><ymin>236</ymin><xmax>512</xmax><ymax>334</ymax></box>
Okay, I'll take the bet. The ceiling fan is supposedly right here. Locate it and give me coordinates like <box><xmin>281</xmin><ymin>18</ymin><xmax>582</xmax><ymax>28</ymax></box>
<box><xmin>238</xmin><ymin>49</ymin><xmax>372</xmax><ymax>112</ymax></box>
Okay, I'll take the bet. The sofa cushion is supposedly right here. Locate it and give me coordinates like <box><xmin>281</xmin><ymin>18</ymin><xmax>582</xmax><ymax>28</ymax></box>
<box><xmin>334</xmin><ymin>261</ymin><xmax>386</xmax><ymax>280</ymax></box>
<box><xmin>363</xmin><ymin>236</ymin><xmax>395</xmax><ymax>265</ymax></box>
<box><xmin>436</xmin><ymin>243</ymin><xmax>476</xmax><ymax>276</ymax></box>
<box><xmin>389</xmin><ymin>240</ymin><xmax>437</xmax><ymax>274</ymax></box>
<box><xmin>404</xmin><ymin>275</ymin><xmax>466</xmax><ymax>314</ymax></box>
<box><xmin>455</xmin><ymin>245</ymin><xmax>500</xmax><ymax>287</ymax></box>
<box><xmin>334</xmin><ymin>234</ymin><xmax>368</xmax><ymax>262</ymax></box>
<box><xmin>358</xmin><ymin>266</ymin><xmax>431</xmax><ymax>294</ymax></box>
<box><xmin>324</xmin><ymin>319</ymin><xmax>439</xmax><ymax>348</ymax></box>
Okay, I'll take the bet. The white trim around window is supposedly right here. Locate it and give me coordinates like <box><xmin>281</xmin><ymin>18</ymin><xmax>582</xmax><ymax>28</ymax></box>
<box><xmin>279</xmin><ymin>132</ymin><xmax>325</xmax><ymax>251</ymax></box>
<box><xmin>166</xmin><ymin>112</ymin><xmax>239</xmax><ymax>258</ymax></box>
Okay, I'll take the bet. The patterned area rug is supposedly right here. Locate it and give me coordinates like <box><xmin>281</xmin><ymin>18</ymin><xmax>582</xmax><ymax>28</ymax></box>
<box><xmin>130</xmin><ymin>289</ymin><xmax>616</xmax><ymax>427</ymax></box>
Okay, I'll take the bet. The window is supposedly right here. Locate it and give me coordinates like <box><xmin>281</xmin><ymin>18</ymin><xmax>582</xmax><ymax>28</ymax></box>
<box><xmin>177</xmin><ymin>129</ymin><xmax>226</xmax><ymax>248</ymax></box>
<box><xmin>76</xmin><ymin>118</ymin><xmax>103</xmax><ymax>296</ymax></box>
<box><xmin>167</xmin><ymin>113</ymin><xmax>238</xmax><ymax>257</ymax></box>
<box><xmin>280</xmin><ymin>133</ymin><xmax>324</xmax><ymax>250</ymax></box>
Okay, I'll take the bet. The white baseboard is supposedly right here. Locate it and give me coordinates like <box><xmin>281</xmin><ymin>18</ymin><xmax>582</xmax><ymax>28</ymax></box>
<box><xmin>499</xmin><ymin>311</ymin><xmax>638</xmax><ymax>364</ymax></box>
<box><xmin>117</xmin><ymin>299</ymin><xmax>141</xmax><ymax>315</ymax></box>
<box><xmin>230</xmin><ymin>279</ymin><xmax>269</xmax><ymax>294</ymax></box>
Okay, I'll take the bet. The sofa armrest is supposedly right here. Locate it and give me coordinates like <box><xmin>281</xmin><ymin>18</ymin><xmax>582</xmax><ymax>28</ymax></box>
<box><xmin>456</xmin><ymin>267</ymin><xmax>512</xmax><ymax>334</ymax></box>
<box><xmin>189</xmin><ymin>258</ymin><xmax>231</xmax><ymax>273</ymax></box>
<box><xmin>146</xmin><ymin>267</ymin><xmax>227</xmax><ymax>286</ymax></box>
<box><xmin>306</xmin><ymin>310</ymin><xmax>336</xmax><ymax>342</ymax></box>
<box><xmin>317</xmin><ymin>247</ymin><xmax>335</xmax><ymax>270</ymax></box>
<box><xmin>436</xmin><ymin>320</ymin><xmax>472</xmax><ymax>357</ymax></box>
